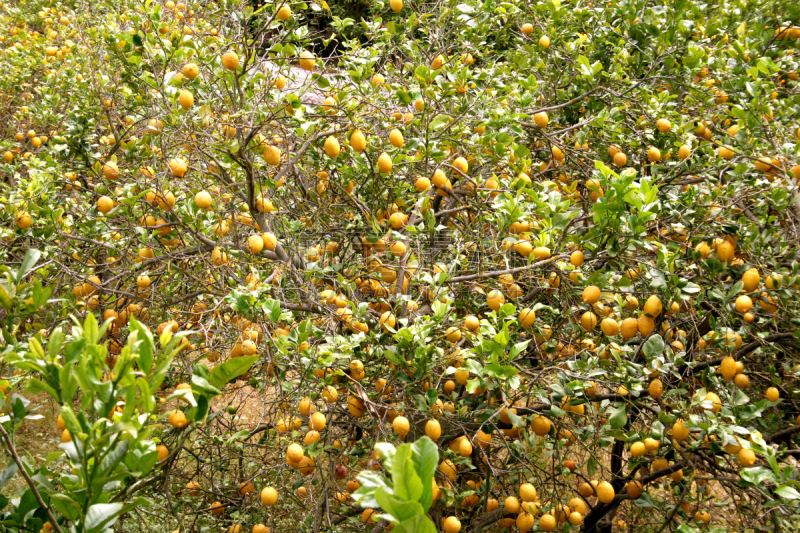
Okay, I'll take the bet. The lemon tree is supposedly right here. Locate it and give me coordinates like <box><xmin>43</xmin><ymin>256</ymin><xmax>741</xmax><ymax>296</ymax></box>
<box><xmin>2</xmin><ymin>0</ymin><xmax>800</xmax><ymax>532</ymax></box>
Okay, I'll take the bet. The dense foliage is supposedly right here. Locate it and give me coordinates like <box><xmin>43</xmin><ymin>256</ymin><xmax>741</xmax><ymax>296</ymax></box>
<box><xmin>2</xmin><ymin>0</ymin><xmax>800</xmax><ymax>532</ymax></box>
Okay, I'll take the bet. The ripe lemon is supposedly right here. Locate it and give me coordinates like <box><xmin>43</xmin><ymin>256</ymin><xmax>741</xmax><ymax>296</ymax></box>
<box><xmin>443</xmin><ymin>516</ymin><xmax>460</xmax><ymax>533</ymax></box>
<box><xmin>440</xmin><ymin>459</ymin><xmax>457</xmax><ymax>480</ymax></box>
<box><xmin>630</xmin><ymin>441</ymin><xmax>645</xmax><ymax>457</ymax></box>
<box><xmin>324</xmin><ymin>136</ymin><xmax>340</xmax><ymax>157</ymax></box>
<box><xmin>737</xmin><ymin>448</ymin><xmax>756</xmax><ymax>467</ymax></box>
<box><xmin>504</xmin><ymin>496</ymin><xmax>521</xmax><ymax>513</ymax></box>
<box><xmin>157</xmin><ymin>444</ymin><xmax>169</xmax><ymax>461</ymax></box>
<box><xmin>531</xmin><ymin>415</ymin><xmax>551</xmax><ymax>436</ymax></box>
<box><xmin>389</xmin><ymin>128</ymin><xmax>404</xmax><ymax>148</ymax></box>
<box><xmin>626</xmin><ymin>480</ymin><xmax>643</xmax><ymax>498</ymax></box>
<box><xmin>514</xmin><ymin>240</ymin><xmax>532</xmax><ymax>256</ymax></box>
<box><xmin>286</xmin><ymin>443</ymin><xmax>304</xmax><ymax>466</ymax></box>
<box><xmin>445</xmin><ymin>326</ymin><xmax>462</xmax><ymax>343</ymax></box>
<box><xmin>719</xmin><ymin>357</ymin><xmax>737</xmax><ymax>381</ymax></box>
<box><xmin>453</xmin><ymin>156</ymin><xmax>468</xmax><ymax>174</ymax></box>
<box><xmin>742</xmin><ymin>268</ymin><xmax>759</xmax><ymax>292</ymax></box>
<box><xmin>260</xmin><ymin>486</ymin><xmax>278</xmax><ymax>506</ymax></box>
<box><xmin>458</xmin><ymin>438</ymin><xmax>472</xmax><ymax>457</ymax></box>
<box><xmin>734</xmin><ymin>295</ymin><xmax>752</xmax><ymax>313</ymax></box>
<box><xmin>703</xmin><ymin>391</ymin><xmax>722</xmax><ymax>413</ymax></box>
<box><xmin>350</xmin><ymin>129</ymin><xmax>366</xmax><ymax>152</ymax></box>
<box><xmin>582</xmin><ymin>285</ymin><xmax>601</xmax><ymax>304</ymax></box>
<box><xmin>310</xmin><ymin>411</ymin><xmax>326</xmax><ymax>430</ymax></box>
<box><xmin>487</xmin><ymin>290</ymin><xmax>505</xmax><ymax>311</ymax></box>
<box><xmin>766</xmin><ymin>387</ymin><xmax>780</xmax><ymax>402</ymax></box>
<box><xmin>716</xmin><ymin>238</ymin><xmax>735</xmax><ymax>261</ymax></box>
<box><xmin>263</xmin><ymin>145</ymin><xmax>281</xmax><ymax>166</ymax></box>
<box><xmin>516</xmin><ymin>513</ymin><xmax>534</xmax><ymax>532</ymax></box>
<box><xmin>260</xmin><ymin>232</ymin><xmax>277</xmax><ymax>251</ymax></box>
<box><xmin>178</xmin><ymin>89</ymin><xmax>194</xmax><ymax>109</ymax></box>
<box><xmin>348</xmin><ymin>396</ymin><xmax>365</xmax><ymax>417</ymax></box>
<box><xmin>222</xmin><ymin>51</ymin><xmax>239</xmax><ymax>70</ymax></box>
<box><xmin>103</xmin><ymin>160</ymin><xmax>119</xmax><ymax>180</ymax></box>
<box><xmin>539</xmin><ymin>514</ymin><xmax>556</xmax><ymax>532</ymax></box>
<box><xmin>377</xmin><ymin>152</ymin><xmax>392</xmax><ymax>173</ymax></box>
<box><xmin>600</xmin><ymin>318</ymin><xmax>619</xmax><ymax>336</ymax></box>
<box><xmin>519</xmin><ymin>308</ymin><xmax>535</xmax><ymax>328</ymax></box>
<box><xmin>596</xmin><ymin>481</ymin><xmax>615</xmax><ymax>503</ymax></box>
<box><xmin>182</xmin><ymin>62</ymin><xmax>199</xmax><ymax>79</ymax></box>
<box><xmin>277</xmin><ymin>4</ymin><xmax>291</xmax><ymax>20</ymax></box>
<box><xmin>580</xmin><ymin>311</ymin><xmax>597</xmax><ymax>331</ymax></box>
<box><xmin>392</xmin><ymin>415</ymin><xmax>410</xmax><ymax>437</ymax></box>
<box><xmin>519</xmin><ymin>483</ymin><xmax>537</xmax><ymax>502</ymax></box>
<box><xmin>195</xmin><ymin>190</ymin><xmax>212</xmax><ymax>209</ymax></box>
<box><xmin>533</xmin><ymin>246</ymin><xmax>551</xmax><ymax>260</ymax></box>
<box><xmin>97</xmin><ymin>196</ymin><xmax>114</xmax><ymax>214</ymax></box>
<box><xmin>168</xmin><ymin>410</ymin><xmax>189</xmax><ymax>428</ymax></box>
<box><xmin>425</xmin><ymin>419</ymin><xmax>441</xmax><ymax>440</ymax></box>
<box><xmin>648</xmin><ymin>379</ymin><xmax>663</xmax><ymax>398</ymax></box>
<box><xmin>643</xmin><ymin>295</ymin><xmax>662</xmax><ymax>317</ymax></box>
<box><xmin>299</xmin><ymin>51</ymin><xmax>315</xmax><ymax>71</ymax></box>
<box><xmin>168</xmin><ymin>158</ymin><xmax>188</xmax><ymax>177</ymax></box>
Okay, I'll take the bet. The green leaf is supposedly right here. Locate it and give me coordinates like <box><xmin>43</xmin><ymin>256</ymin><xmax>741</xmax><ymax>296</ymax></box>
<box><xmin>642</xmin><ymin>334</ymin><xmax>664</xmax><ymax>359</ymax></box>
<box><xmin>411</xmin><ymin>437</ymin><xmax>438</xmax><ymax>511</ymax></box>
<box><xmin>130</xmin><ymin>318</ymin><xmax>154</xmax><ymax>376</ymax></box>
<box><xmin>28</xmin><ymin>337</ymin><xmax>45</xmax><ymax>359</ymax></box>
<box><xmin>16</xmin><ymin>248</ymin><xmax>41</xmax><ymax>284</ymax></box>
<box><xmin>392</xmin><ymin>444</ymin><xmax>423</xmax><ymax>503</ymax></box>
<box><xmin>83</xmin><ymin>312</ymin><xmax>100</xmax><ymax>345</ymax></box>
<box><xmin>208</xmin><ymin>356</ymin><xmax>258</xmax><ymax>389</ymax></box>
<box><xmin>430</xmin><ymin>115</ymin><xmax>450</xmax><ymax>130</ymax></box>
<box><xmin>191</xmin><ymin>374</ymin><xmax>221</xmax><ymax>396</ymax></box>
<box><xmin>727</xmin><ymin>281</ymin><xmax>744</xmax><ymax>299</ymax></box>
<box><xmin>25</xmin><ymin>378</ymin><xmax>58</xmax><ymax>401</ymax></box>
<box><xmin>0</xmin><ymin>285</ymin><xmax>11</xmax><ymax>311</ymax></box>
<box><xmin>47</xmin><ymin>328</ymin><xmax>64</xmax><ymax>359</ymax></box>
<box><xmin>137</xmin><ymin>377</ymin><xmax>154</xmax><ymax>413</ymax></box>
<box><xmin>375</xmin><ymin>487</ymin><xmax>423</xmax><ymax>523</ymax></box>
<box><xmin>609</xmin><ymin>405</ymin><xmax>627</xmax><ymax>429</ymax></box>
<box><xmin>97</xmin><ymin>440</ymin><xmax>129</xmax><ymax>478</ymax></box>
<box><xmin>84</xmin><ymin>503</ymin><xmax>124</xmax><ymax>533</ymax></box>
<box><xmin>394</xmin><ymin>515</ymin><xmax>437</xmax><ymax>533</ymax></box>
<box><xmin>85</xmin><ymin>498</ymin><xmax>149</xmax><ymax>533</ymax></box>
<box><xmin>774</xmin><ymin>485</ymin><xmax>800</xmax><ymax>500</ymax></box>
<box><xmin>484</xmin><ymin>363</ymin><xmax>519</xmax><ymax>379</ymax></box>
<box><xmin>740</xmin><ymin>466</ymin><xmax>774</xmax><ymax>485</ymax></box>
<box><xmin>587</xmin><ymin>455</ymin><xmax>598</xmax><ymax>478</ymax></box>
<box><xmin>262</xmin><ymin>298</ymin><xmax>282</xmax><ymax>322</ymax></box>
<box><xmin>50</xmin><ymin>493</ymin><xmax>82</xmax><ymax>522</ymax></box>
<box><xmin>0</xmin><ymin>461</ymin><xmax>18</xmax><ymax>490</ymax></box>
<box><xmin>353</xmin><ymin>471</ymin><xmax>393</xmax><ymax>508</ymax></box>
